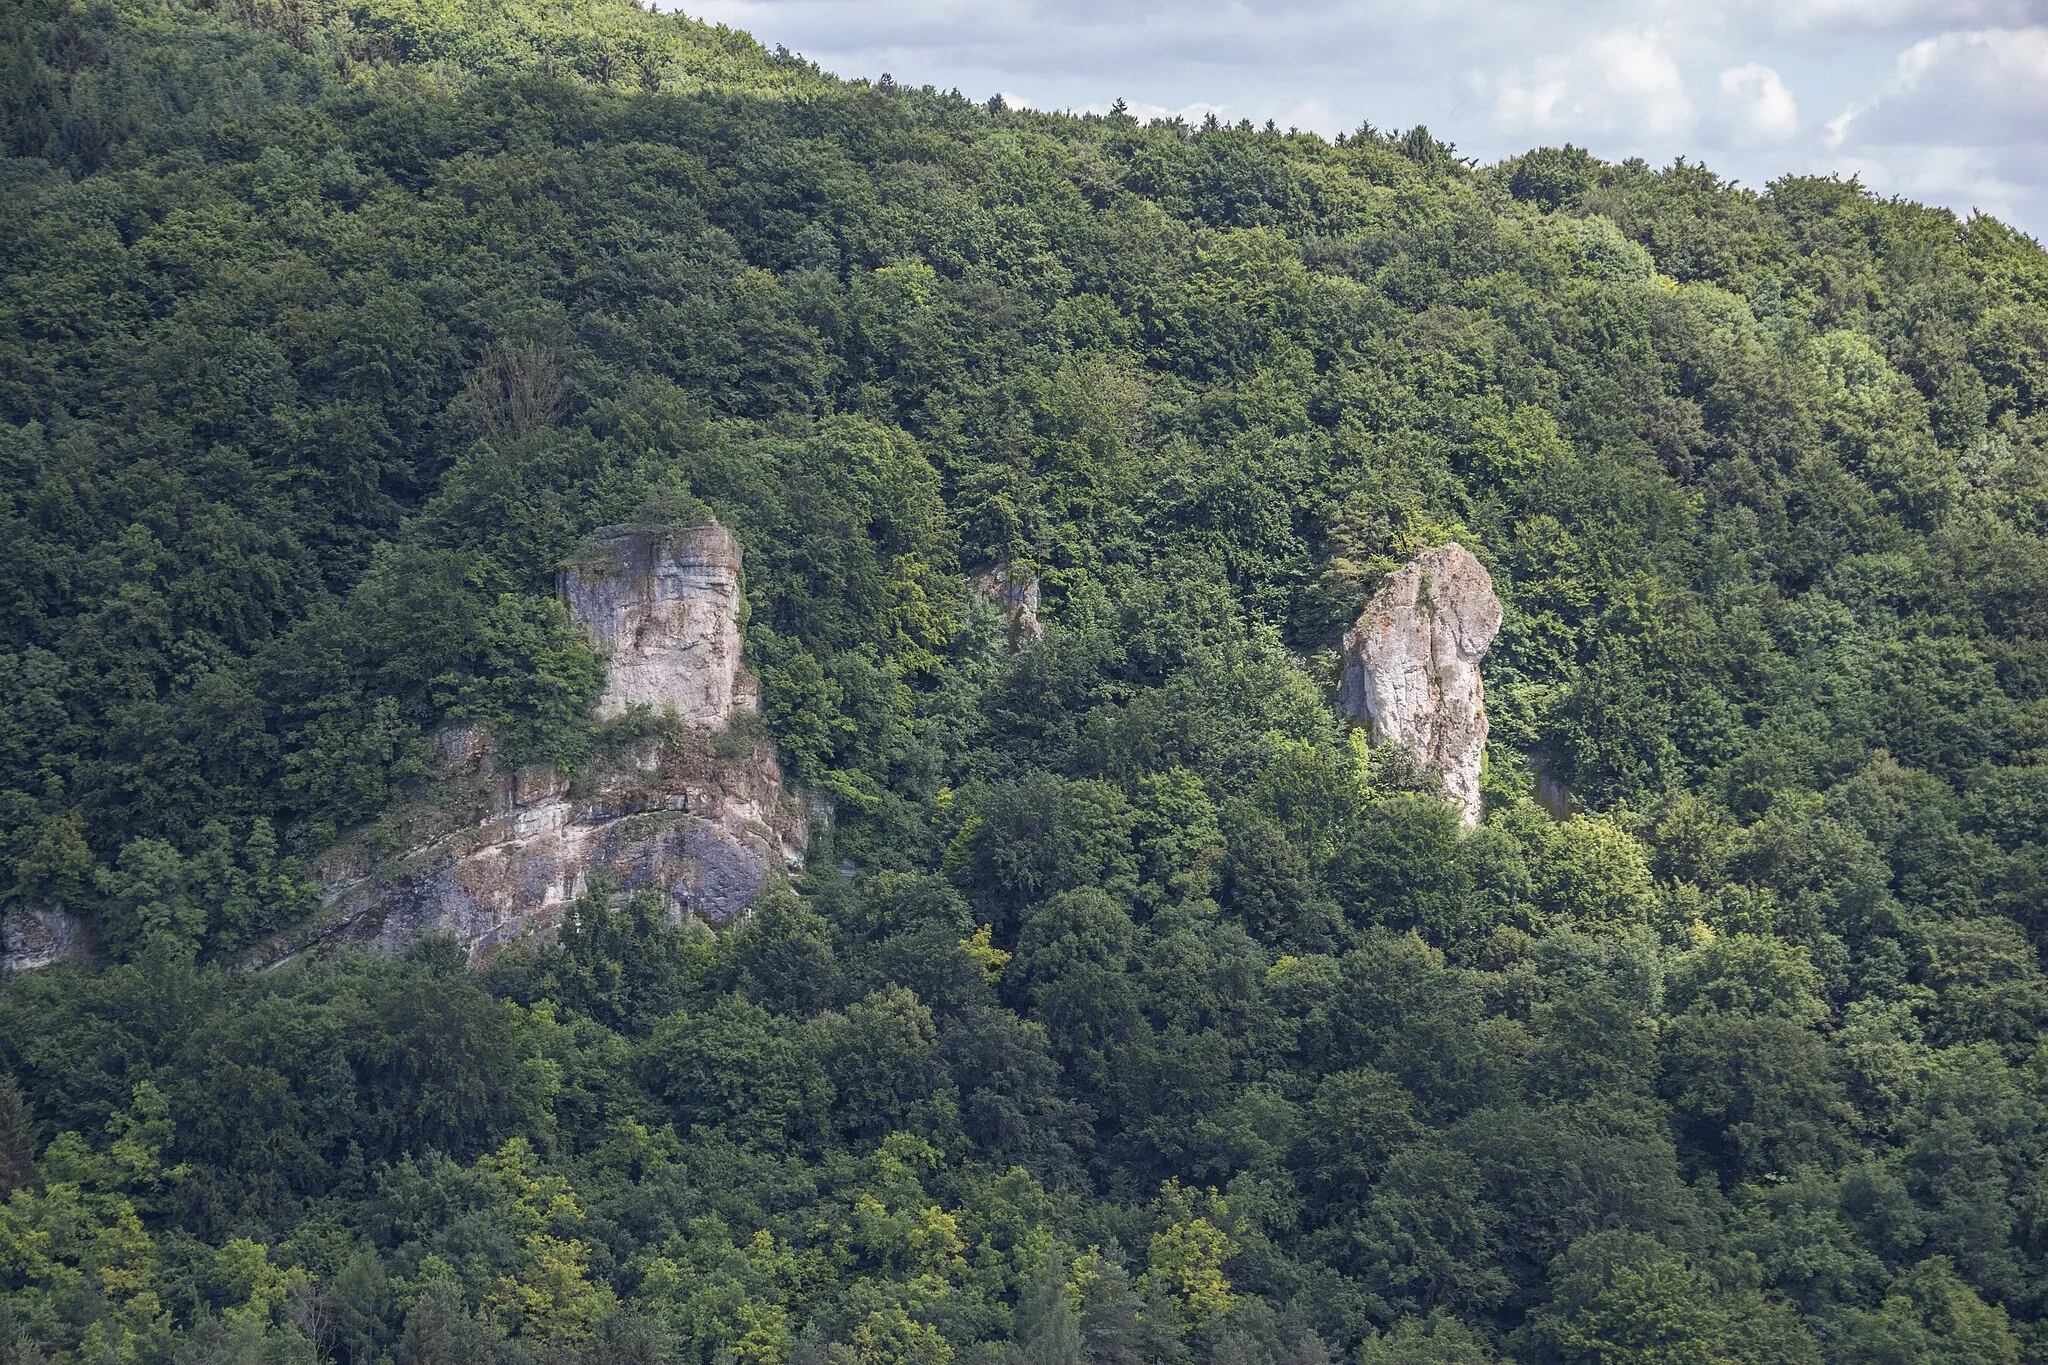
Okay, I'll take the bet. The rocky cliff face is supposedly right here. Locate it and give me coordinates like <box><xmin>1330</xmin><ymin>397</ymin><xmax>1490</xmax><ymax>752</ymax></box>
<box><xmin>253</xmin><ymin>523</ymin><xmax>805</xmax><ymax>968</ymax></box>
<box><xmin>1339</xmin><ymin>544</ymin><xmax>1503</xmax><ymax>827</ymax></box>
<box><xmin>561</xmin><ymin>523</ymin><xmax>757</xmax><ymax>724</ymax></box>
<box><xmin>1</xmin><ymin>905</ymin><xmax>87</xmax><ymax>972</ymax></box>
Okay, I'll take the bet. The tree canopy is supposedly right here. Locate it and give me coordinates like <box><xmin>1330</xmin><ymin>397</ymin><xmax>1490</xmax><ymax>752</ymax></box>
<box><xmin>3</xmin><ymin>0</ymin><xmax>2048</xmax><ymax>1361</ymax></box>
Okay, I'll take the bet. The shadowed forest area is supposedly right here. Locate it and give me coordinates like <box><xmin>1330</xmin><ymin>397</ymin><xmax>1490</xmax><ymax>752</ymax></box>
<box><xmin>3</xmin><ymin>0</ymin><xmax>2048</xmax><ymax>1360</ymax></box>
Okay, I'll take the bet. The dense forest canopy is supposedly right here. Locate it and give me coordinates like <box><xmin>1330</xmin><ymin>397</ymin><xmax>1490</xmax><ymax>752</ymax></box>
<box><xmin>3</xmin><ymin>0</ymin><xmax>2048</xmax><ymax>1361</ymax></box>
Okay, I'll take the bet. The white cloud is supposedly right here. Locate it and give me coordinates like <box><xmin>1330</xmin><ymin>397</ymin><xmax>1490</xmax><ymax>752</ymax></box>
<box><xmin>1762</xmin><ymin>0</ymin><xmax>2042</xmax><ymax>38</ymax></box>
<box><xmin>1491</xmin><ymin>28</ymin><xmax>1695</xmax><ymax>141</ymax></box>
<box><xmin>1828</xmin><ymin>26</ymin><xmax>2048</xmax><ymax>145</ymax></box>
<box><xmin>1103</xmin><ymin>98</ymin><xmax>1232</xmax><ymax>125</ymax></box>
<box><xmin>1820</xmin><ymin>26</ymin><xmax>2048</xmax><ymax>224</ymax></box>
<box><xmin>1832</xmin><ymin>146</ymin><xmax>2031</xmax><ymax>221</ymax></box>
<box><xmin>675</xmin><ymin>0</ymin><xmax>2048</xmax><ymax>237</ymax></box>
<box><xmin>1716</xmin><ymin>63</ymin><xmax>1799</xmax><ymax>144</ymax></box>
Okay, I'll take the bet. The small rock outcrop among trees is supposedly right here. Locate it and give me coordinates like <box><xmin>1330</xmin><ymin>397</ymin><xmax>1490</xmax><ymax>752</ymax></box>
<box><xmin>254</xmin><ymin>525</ymin><xmax>804</xmax><ymax>966</ymax></box>
<box><xmin>1339</xmin><ymin>545</ymin><xmax>1503</xmax><ymax>825</ymax></box>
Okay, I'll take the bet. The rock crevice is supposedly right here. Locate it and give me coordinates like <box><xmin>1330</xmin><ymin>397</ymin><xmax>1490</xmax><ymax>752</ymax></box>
<box><xmin>1338</xmin><ymin>543</ymin><xmax>1503</xmax><ymax>827</ymax></box>
<box><xmin>971</xmin><ymin>561</ymin><xmax>1042</xmax><ymax>641</ymax></box>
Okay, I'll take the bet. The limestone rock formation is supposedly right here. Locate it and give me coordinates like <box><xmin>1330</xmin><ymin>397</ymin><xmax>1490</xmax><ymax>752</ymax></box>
<box><xmin>1338</xmin><ymin>544</ymin><xmax>1503</xmax><ymax>827</ymax></box>
<box><xmin>2</xmin><ymin>905</ymin><xmax>86</xmax><ymax>971</ymax></box>
<box><xmin>972</xmin><ymin>562</ymin><xmax>1042</xmax><ymax>641</ymax></box>
<box><xmin>560</xmin><ymin>523</ymin><xmax>756</xmax><ymax>724</ymax></box>
<box><xmin>255</xmin><ymin>726</ymin><xmax>805</xmax><ymax>967</ymax></box>
<box><xmin>251</xmin><ymin>523</ymin><xmax>806</xmax><ymax>968</ymax></box>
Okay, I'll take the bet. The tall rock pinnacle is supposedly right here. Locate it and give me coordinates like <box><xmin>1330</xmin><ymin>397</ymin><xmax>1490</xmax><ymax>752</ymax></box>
<box><xmin>560</xmin><ymin>523</ymin><xmax>757</xmax><ymax>725</ymax></box>
<box><xmin>1338</xmin><ymin>544</ymin><xmax>1503</xmax><ymax>827</ymax></box>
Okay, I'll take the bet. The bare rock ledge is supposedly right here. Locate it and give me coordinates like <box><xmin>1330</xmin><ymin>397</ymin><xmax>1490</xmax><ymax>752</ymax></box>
<box><xmin>250</xmin><ymin>523</ymin><xmax>807</xmax><ymax>969</ymax></box>
<box><xmin>1</xmin><ymin>904</ymin><xmax>88</xmax><ymax>972</ymax></box>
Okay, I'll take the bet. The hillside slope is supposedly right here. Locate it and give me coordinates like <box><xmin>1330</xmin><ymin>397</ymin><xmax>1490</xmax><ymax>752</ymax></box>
<box><xmin>3</xmin><ymin>0</ymin><xmax>2048</xmax><ymax>1361</ymax></box>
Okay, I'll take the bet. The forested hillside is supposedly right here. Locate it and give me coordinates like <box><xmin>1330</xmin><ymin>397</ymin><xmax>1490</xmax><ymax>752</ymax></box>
<box><xmin>4</xmin><ymin>0</ymin><xmax>2048</xmax><ymax>1360</ymax></box>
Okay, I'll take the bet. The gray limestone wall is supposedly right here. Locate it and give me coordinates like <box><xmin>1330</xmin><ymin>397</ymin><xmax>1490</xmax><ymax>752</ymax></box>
<box><xmin>247</xmin><ymin>524</ymin><xmax>803</xmax><ymax>969</ymax></box>
<box><xmin>1339</xmin><ymin>544</ymin><xmax>1504</xmax><ymax>827</ymax></box>
<box><xmin>560</xmin><ymin>523</ymin><xmax>757</xmax><ymax>725</ymax></box>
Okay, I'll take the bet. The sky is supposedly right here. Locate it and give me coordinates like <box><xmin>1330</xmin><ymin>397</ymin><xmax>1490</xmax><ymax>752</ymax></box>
<box><xmin>679</xmin><ymin>0</ymin><xmax>2048</xmax><ymax>240</ymax></box>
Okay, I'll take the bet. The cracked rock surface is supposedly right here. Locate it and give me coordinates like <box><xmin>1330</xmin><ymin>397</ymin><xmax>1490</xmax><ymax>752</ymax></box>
<box><xmin>1339</xmin><ymin>544</ymin><xmax>1503</xmax><ymax>827</ymax></box>
<box><xmin>561</xmin><ymin>523</ymin><xmax>757</xmax><ymax>725</ymax></box>
<box><xmin>250</xmin><ymin>524</ymin><xmax>806</xmax><ymax>969</ymax></box>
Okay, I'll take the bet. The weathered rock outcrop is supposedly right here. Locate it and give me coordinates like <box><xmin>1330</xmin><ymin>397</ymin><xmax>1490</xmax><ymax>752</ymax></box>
<box><xmin>1338</xmin><ymin>544</ymin><xmax>1503</xmax><ymax>827</ymax></box>
<box><xmin>972</xmin><ymin>561</ymin><xmax>1042</xmax><ymax>641</ymax></box>
<box><xmin>257</xmin><ymin>727</ymin><xmax>804</xmax><ymax>967</ymax></box>
<box><xmin>253</xmin><ymin>523</ymin><xmax>805</xmax><ymax>968</ymax></box>
<box><xmin>2</xmin><ymin>904</ymin><xmax>87</xmax><ymax>971</ymax></box>
<box><xmin>561</xmin><ymin>523</ymin><xmax>756</xmax><ymax>724</ymax></box>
